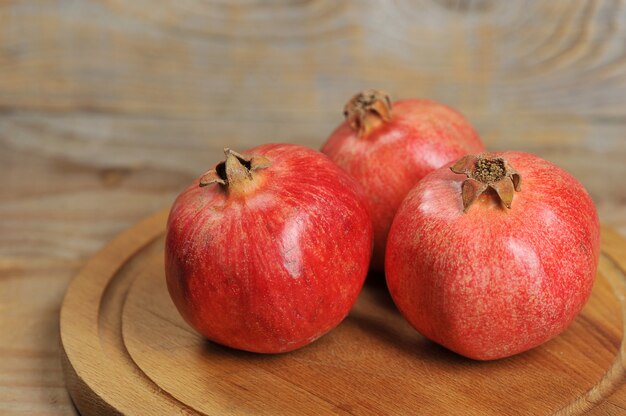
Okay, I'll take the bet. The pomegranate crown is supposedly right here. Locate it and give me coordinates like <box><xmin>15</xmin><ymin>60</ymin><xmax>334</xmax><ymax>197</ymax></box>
<box><xmin>198</xmin><ymin>148</ymin><xmax>271</xmax><ymax>195</ymax></box>
<box><xmin>343</xmin><ymin>89</ymin><xmax>392</xmax><ymax>137</ymax></box>
<box><xmin>450</xmin><ymin>153</ymin><xmax>521</xmax><ymax>212</ymax></box>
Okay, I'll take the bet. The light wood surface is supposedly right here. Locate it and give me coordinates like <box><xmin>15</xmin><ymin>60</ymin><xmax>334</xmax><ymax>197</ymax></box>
<box><xmin>59</xmin><ymin>209</ymin><xmax>626</xmax><ymax>415</ymax></box>
<box><xmin>3</xmin><ymin>1</ymin><xmax>626</xmax><ymax>414</ymax></box>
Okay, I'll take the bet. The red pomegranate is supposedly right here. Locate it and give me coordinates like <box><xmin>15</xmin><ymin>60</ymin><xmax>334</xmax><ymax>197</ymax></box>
<box><xmin>321</xmin><ymin>89</ymin><xmax>485</xmax><ymax>271</ymax></box>
<box><xmin>165</xmin><ymin>144</ymin><xmax>373</xmax><ymax>353</ymax></box>
<box><xmin>386</xmin><ymin>152</ymin><xmax>600</xmax><ymax>360</ymax></box>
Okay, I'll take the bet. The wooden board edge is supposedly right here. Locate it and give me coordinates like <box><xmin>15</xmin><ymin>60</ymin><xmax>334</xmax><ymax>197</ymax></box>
<box><xmin>59</xmin><ymin>208</ymin><xmax>170</xmax><ymax>416</ymax></box>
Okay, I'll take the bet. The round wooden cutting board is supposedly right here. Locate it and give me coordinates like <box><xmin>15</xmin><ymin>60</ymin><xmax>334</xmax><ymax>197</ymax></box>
<box><xmin>60</xmin><ymin>209</ymin><xmax>626</xmax><ymax>415</ymax></box>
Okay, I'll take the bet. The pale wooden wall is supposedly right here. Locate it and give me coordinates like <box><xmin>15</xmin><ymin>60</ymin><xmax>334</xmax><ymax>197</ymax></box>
<box><xmin>1</xmin><ymin>1</ymin><xmax>626</xmax><ymax>413</ymax></box>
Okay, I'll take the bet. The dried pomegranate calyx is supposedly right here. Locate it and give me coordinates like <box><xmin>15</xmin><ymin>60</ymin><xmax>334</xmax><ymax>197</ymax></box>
<box><xmin>199</xmin><ymin>148</ymin><xmax>271</xmax><ymax>190</ymax></box>
<box><xmin>344</xmin><ymin>89</ymin><xmax>392</xmax><ymax>137</ymax></box>
<box><xmin>450</xmin><ymin>153</ymin><xmax>521</xmax><ymax>212</ymax></box>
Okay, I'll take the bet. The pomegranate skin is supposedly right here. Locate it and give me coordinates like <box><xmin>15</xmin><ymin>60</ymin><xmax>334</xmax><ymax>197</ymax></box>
<box><xmin>165</xmin><ymin>144</ymin><xmax>373</xmax><ymax>353</ymax></box>
<box><xmin>385</xmin><ymin>152</ymin><xmax>600</xmax><ymax>360</ymax></box>
<box><xmin>322</xmin><ymin>97</ymin><xmax>484</xmax><ymax>271</ymax></box>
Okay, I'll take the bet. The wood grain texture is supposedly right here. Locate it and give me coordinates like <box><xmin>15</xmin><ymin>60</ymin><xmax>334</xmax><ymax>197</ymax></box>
<box><xmin>2</xmin><ymin>0</ymin><xmax>626</xmax><ymax>413</ymax></box>
<box><xmin>60</xmin><ymin>210</ymin><xmax>626</xmax><ymax>415</ymax></box>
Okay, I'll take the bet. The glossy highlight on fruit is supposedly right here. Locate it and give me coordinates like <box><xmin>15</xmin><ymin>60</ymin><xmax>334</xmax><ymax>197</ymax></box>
<box><xmin>165</xmin><ymin>144</ymin><xmax>373</xmax><ymax>353</ymax></box>
<box><xmin>321</xmin><ymin>89</ymin><xmax>485</xmax><ymax>271</ymax></box>
<box><xmin>386</xmin><ymin>152</ymin><xmax>600</xmax><ymax>360</ymax></box>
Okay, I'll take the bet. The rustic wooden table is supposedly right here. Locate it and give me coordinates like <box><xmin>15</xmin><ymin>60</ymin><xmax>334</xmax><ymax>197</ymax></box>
<box><xmin>2</xmin><ymin>1</ymin><xmax>626</xmax><ymax>414</ymax></box>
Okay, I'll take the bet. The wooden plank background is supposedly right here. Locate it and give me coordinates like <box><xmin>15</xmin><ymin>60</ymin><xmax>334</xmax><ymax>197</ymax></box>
<box><xmin>1</xmin><ymin>0</ymin><xmax>626</xmax><ymax>413</ymax></box>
